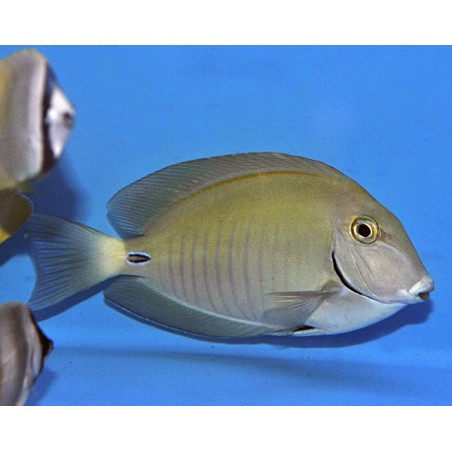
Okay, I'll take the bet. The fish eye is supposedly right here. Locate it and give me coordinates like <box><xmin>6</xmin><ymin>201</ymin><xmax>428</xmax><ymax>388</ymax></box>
<box><xmin>351</xmin><ymin>217</ymin><xmax>380</xmax><ymax>244</ymax></box>
<box><xmin>63</xmin><ymin>111</ymin><xmax>74</xmax><ymax>129</ymax></box>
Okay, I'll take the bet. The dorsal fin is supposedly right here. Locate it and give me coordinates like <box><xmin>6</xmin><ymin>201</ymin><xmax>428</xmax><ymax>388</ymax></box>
<box><xmin>107</xmin><ymin>152</ymin><xmax>344</xmax><ymax>237</ymax></box>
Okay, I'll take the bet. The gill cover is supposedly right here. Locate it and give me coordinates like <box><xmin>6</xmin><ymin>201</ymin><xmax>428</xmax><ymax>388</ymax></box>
<box><xmin>0</xmin><ymin>49</ymin><xmax>75</xmax><ymax>189</ymax></box>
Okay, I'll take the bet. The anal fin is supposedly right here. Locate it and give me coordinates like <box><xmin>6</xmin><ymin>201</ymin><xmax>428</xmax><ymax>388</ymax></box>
<box><xmin>104</xmin><ymin>277</ymin><xmax>278</xmax><ymax>338</ymax></box>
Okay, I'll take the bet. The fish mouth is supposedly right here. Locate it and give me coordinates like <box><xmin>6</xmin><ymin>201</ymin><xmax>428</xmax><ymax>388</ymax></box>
<box><xmin>331</xmin><ymin>252</ymin><xmax>393</xmax><ymax>304</ymax></box>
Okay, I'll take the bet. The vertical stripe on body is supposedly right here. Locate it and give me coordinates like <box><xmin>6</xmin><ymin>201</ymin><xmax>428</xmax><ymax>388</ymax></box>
<box><xmin>178</xmin><ymin>229</ymin><xmax>188</xmax><ymax>301</ymax></box>
<box><xmin>213</xmin><ymin>220</ymin><xmax>228</xmax><ymax>313</ymax></box>
<box><xmin>190</xmin><ymin>227</ymin><xmax>200</xmax><ymax>304</ymax></box>
<box><xmin>201</xmin><ymin>225</ymin><xmax>216</xmax><ymax>312</ymax></box>
<box><xmin>242</xmin><ymin>223</ymin><xmax>257</xmax><ymax>318</ymax></box>
<box><xmin>226</xmin><ymin>221</ymin><xmax>248</xmax><ymax>318</ymax></box>
<box><xmin>167</xmin><ymin>235</ymin><xmax>179</xmax><ymax>298</ymax></box>
<box><xmin>257</xmin><ymin>222</ymin><xmax>265</xmax><ymax>298</ymax></box>
<box><xmin>269</xmin><ymin>222</ymin><xmax>280</xmax><ymax>293</ymax></box>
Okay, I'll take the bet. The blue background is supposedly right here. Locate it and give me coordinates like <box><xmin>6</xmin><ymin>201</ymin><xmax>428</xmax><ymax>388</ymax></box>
<box><xmin>0</xmin><ymin>46</ymin><xmax>450</xmax><ymax>405</ymax></box>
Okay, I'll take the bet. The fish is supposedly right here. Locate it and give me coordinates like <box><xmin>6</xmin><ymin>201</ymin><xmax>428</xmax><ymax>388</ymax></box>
<box><xmin>25</xmin><ymin>152</ymin><xmax>434</xmax><ymax>338</ymax></box>
<box><xmin>0</xmin><ymin>302</ymin><xmax>53</xmax><ymax>405</ymax></box>
<box><xmin>0</xmin><ymin>189</ymin><xmax>33</xmax><ymax>244</ymax></box>
<box><xmin>0</xmin><ymin>49</ymin><xmax>75</xmax><ymax>243</ymax></box>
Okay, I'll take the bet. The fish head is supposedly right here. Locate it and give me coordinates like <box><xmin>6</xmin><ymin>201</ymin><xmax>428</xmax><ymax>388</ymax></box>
<box><xmin>332</xmin><ymin>196</ymin><xmax>434</xmax><ymax>305</ymax></box>
<box><xmin>26</xmin><ymin>306</ymin><xmax>54</xmax><ymax>377</ymax></box>
<box><xmin>0</xmin><ymin>49</ymin><xmax>75</xmax><ymax>188</ymax></box>
<box><xmin>42</xmin><ymin>66</ymin><xmax>76</xmax><ymax>167</ymax></box>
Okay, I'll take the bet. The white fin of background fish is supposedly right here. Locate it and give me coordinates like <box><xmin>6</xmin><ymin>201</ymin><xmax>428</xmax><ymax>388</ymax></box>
<box><xmin>0</xmin><ymin>302</ymin><xmax>53</xmax><ymax>406</ymax></box>
<box><xmin>26</xmin><ymin>153</ymin><xmax>434</xmax><ymax>338</ymax></box>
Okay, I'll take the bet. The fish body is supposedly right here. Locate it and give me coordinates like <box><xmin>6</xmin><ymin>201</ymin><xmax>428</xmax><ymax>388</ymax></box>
<box><xmin>0</xmin><ymin>189</ymin><xmax>32</xmax><ymax>243</ymax></box>
<box><xmin>0</xmin><ymin>302</ymin><xmax>53</xmax><ymax>405</ymax></box>
<box><xmin>26</xmin><ymin>153</ymin><xmax>434</xmax><ymax>338</ymax></box>
<box><xmin>0</xmin><ymin>49</ymin><xmax>75</xmax><ymax>243</ymax></box>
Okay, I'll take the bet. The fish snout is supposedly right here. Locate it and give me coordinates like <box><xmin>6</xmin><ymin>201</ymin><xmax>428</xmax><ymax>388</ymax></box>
<box><xmin>409</xmin><ymin>275</ymin><xmax>434</xmax><ymax>302</ymax></box>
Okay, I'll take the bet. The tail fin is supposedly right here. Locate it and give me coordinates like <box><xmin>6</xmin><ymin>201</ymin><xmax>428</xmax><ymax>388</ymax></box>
<box><xmin>26</xmin><ymin>215</ymin><xmax>125</xmax><ymax>311</ymax></box>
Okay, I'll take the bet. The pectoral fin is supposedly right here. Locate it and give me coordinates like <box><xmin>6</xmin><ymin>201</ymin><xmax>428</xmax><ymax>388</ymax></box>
<box><xmin>263</xmin><ymin>285</ymin><xmax>340</xmax><ymax>329</ymax></box>
<box><xmin>0</xmin><ymin>190</ymin><xmax>32</xmax><ymax>244</ymax></box>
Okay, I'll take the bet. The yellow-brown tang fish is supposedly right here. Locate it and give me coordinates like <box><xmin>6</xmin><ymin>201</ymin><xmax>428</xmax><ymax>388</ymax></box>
<box><xmin>0</xmin><ymin>49</ymin><xmax>75</xmax><ymax>243</ymax></box>
<box><xmin>0</xmin><ymin>302</ymin><xmax>53</xmax><ymax>405</ymax></box>
<box><xmin>26</xmin><ymin>153</ymin><xmax>434</xmax><ymax>337</ymax></box>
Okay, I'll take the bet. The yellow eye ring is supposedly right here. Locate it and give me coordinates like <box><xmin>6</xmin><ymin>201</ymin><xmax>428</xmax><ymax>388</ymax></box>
<box><xmin>351</xmin><ymin>217</ymin><xmax>380</xmax><ymax>244</ymax></box>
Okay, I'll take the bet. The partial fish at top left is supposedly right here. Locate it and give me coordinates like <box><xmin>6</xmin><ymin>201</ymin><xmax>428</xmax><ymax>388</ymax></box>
<box><xmin>0</xmin><ymin>49</ymin><xmax>75</xmax><ymax>244</ymax></box>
